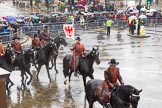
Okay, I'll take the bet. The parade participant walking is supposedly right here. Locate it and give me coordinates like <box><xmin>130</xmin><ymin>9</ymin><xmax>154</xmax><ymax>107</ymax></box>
<box><xmin>40</xmin><ymin>26</ymin><xmax>51</xmax><ymax>47</ymax></box>
<box><xmin>104</xmin><ymin>58</ymin><xmax>124</xmax><ymax>89</ymax></box>
<box><xmin>130</xmin><ymin>19</ymin><xmax>136</xmax><ymax>35</ymax></box>
<box><xmin>69</xmin><ymin>37</ymin><xmax>85</xmax><ymax>77</ymax></box>
<box><xmin>137</xmin><ymin>18</ymin><xmax>141</xmax><ymax>35</ymax></box>
<box><xmin>106</xmin><ymin>17</ymin><xmax>112</xmax><ymax>37</ymax></box>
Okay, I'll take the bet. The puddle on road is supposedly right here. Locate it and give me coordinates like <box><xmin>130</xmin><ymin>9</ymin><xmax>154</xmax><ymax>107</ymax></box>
<box><xmin>7</xmin><ymin>80</ymin><xmax>61</xmax><ymax>108</ymax></box>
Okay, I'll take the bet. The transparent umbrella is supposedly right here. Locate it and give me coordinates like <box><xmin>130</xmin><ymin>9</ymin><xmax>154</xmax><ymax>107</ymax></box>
<box><xmin>140</xmin><ymin>8</ymin><xmax>146</xmax><ymax>12</ymax></box>
<box><xmin>117</xmin><ymin>10</ymin><xmax>124</xmax><ymax>14</ymax></box>
<box><xmin>139</xmin><ymin>14</ymin><xmax>147</xmax><ymax>19</ymax></box>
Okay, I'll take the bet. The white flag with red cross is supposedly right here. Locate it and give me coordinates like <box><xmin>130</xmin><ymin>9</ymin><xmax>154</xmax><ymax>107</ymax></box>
<box><xmin>63</xmin><ymin>24</ymin><xmax>75</xmax><ymax>39</ymax></box>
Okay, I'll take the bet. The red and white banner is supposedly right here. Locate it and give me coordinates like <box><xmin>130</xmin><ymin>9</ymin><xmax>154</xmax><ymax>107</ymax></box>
<box><xmin>63</xmin><ymin>24</ymin><xmax>75</xmax><ymax>39</ymax></box>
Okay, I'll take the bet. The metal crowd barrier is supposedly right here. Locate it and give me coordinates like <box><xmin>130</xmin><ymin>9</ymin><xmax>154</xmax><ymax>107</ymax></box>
<box><xmin>21</xmin><ymin>18</ymin><xmax>162</xmax><ymax>37</ymax></box>
<box><xmin>0</xmin><ymin>31</ymin><xmax>23</xmax><ymax>44</ymax></box>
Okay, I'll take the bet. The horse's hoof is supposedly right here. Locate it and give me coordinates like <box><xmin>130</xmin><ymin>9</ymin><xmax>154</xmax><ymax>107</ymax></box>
<box><xmin>11</xmin><ymin>82</ymin><xmax>14</xmax><ymax>86</ymax></box>
<box><xmin>36</xmin><ymin>78</ymin><xmax>39</xmax><ymax>81</ymax></box>
<box><xmin>56</xmin><ymin>70</ymin><xmax>59</xmax><ymax>74</ymax></box>
<box><xmin>27</xmin><ymin>82</ymin><xmax>30</xmax><ymax>85</ymax></box>
<box><xmin>49</xmin><ymin>79</ymin><xmax>52</xmax><ymax>82</ymax></box>
<box><xmin>7</xmin><ymin>91</ymin><xmax>11</xmax><ymax>96</ymax></box>
<box><xmin>64</xmin><ymin>81</ymin><xmax>67</xmax><ymax>85</ymax></box>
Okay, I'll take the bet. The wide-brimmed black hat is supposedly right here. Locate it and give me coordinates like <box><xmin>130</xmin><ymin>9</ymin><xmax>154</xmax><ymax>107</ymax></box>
<box><xmin>34</xmin><ymin>33</ymin><xmax>38</xmax><ymax>37</ymax></box>
<box><xmin>75</xmin><ymin>37</ymin><xmax>81</xmax><ymax>41</ymax></box>
<box><xmin>108</xmin><ymin>58</ymin><xmax>119</xmax><ymax>65</ymax></box>
<box><xmin>44</xmin><ymin>26</ymin><xmax>49</xmax><ymax>30</ymax></box>
<box><xmin>12</xmin><ymin>36</ymin><xmax>20</xmax><ymax>40</ymax></box>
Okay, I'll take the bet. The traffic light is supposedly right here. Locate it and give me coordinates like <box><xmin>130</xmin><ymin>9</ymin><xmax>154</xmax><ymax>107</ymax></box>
<box><xmin>147</xmin><ymin>0</ymin><xmax>152</xmax><ymax>5</ymax></box>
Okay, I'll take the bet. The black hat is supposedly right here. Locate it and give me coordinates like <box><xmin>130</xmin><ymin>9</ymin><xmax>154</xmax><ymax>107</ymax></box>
<box><xmin>75</xmin><ymin>37</ymin><xmax>81</xmax><ymax>41</ymax></box>
<box><xmin>44</xmin><ymin>26</ymin><xmax>48</xmax><ymax>30</ymax></box>
<box><xmin>34</xmin><ymin>33</ymin><xmax>38</xmax><ymax>37</ymax></box>
<box><xmin>108</xmin><ymin>58</ymin><xmax>119</xmax><ymax>65</ymax></box>
<box><xmin>12</xmin><ymin>36</ymin><xmax>20</xmax><ymax>40</ymax></box>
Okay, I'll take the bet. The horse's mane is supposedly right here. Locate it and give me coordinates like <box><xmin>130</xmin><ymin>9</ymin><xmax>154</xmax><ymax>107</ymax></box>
<box><xmin>42</xmin><ymin>43</ymin><xmax>53</xmax><ymax>52</ymax></box>
<box><xmin>24</xmin><ymin>49</ymin><xmax>33</xmax><ymax>59</ymax></box>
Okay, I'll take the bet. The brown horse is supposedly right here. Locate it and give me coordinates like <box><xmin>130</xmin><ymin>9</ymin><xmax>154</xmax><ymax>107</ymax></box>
<box><xmin>86</xmin><ymin>79</ymin><xmax>142</xmax><ymax>108</ymax></box>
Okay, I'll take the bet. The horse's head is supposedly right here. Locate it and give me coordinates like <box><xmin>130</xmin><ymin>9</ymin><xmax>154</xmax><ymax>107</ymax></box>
<box><xmin>89</xmin><ymin>46</ymin><xmax>100</xmax><ymax>65</ymax></box>
<box><xmin>112</xmin><ymin>85</ymin><xmax>142</xmax><ymax>108</ymax></box>
<box><xmin>58</xmin><ymin>36</ymin><xmax>67</xmax><ymax>46</ymax></box>
<box><xmin>51</xmin><ymin>42</ymin><xmax>58</xmax><ymax>55</ymax></box>
<box><xmin>129</xmin><ymin>88</ymin><xmax>142</xmax><ymax>108</ymax></box>
<box><xmin>5</xmin><ymin>45</ymin><xmax>15</xmax><ymax>62</ymax></box>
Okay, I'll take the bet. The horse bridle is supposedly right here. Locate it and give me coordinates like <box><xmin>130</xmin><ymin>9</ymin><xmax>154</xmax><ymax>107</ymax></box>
<box><xmin>129</xmin><ymin>92</ymin><xmax>140</xmax><ymax>108</ymax></box>
<box><xmin>113</xmin><ymin>87</ymin><xmax>140</xmax><ymax>108</ymax></box>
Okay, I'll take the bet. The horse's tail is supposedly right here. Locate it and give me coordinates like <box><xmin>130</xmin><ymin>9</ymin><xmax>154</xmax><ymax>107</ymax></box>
<box><xmin>63</xmin><ymin>54</ymin><xmax>71</xmax><ymax>78</ymax></box>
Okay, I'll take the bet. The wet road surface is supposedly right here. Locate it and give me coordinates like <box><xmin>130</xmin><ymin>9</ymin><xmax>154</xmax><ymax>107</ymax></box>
<box><xmin>1</xmin><ymin>1</ymin><xmax>162</xmax><ymax>108</ymax></box>
<box><xmin>7</xmin><ymin>28</ymin><xmax>162</xmax><ymax>108</ymax></box>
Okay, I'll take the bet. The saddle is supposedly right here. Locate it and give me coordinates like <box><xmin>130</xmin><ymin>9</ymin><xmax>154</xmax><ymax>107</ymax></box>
<box><xmin>96</xmin><ymin>81</ymin><xmax>111</xmax><ymax>103</ymax></box>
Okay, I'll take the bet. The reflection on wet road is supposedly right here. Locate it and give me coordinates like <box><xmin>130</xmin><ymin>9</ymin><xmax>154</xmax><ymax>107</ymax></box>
<box><xmin>1</xmin><ymin>1</ymin><xmax>162</xmax><ymax>107</ymax></box>
<box><xmin>6</xmin><ymin>28</ymin><xmax>162</xmax><ymax>108</ymax></box>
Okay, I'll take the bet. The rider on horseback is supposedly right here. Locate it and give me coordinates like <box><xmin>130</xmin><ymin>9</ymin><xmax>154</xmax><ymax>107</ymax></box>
<box><xmin>32</xmin><ymin>33</ymin><xmax>41</xmax><ymax>64</ymax></box>
<box><xmin>12</xmin><ymin>36</ymin><xmax>22</xmax><ymax>57</ymax></box>
<box><xmin>11</xmin><ymin>36</ymin><xmax>22</xmax><ymax>70</ymax></box>
<box><xmin>69</xmin><ymin>37</ymin><xmax>85</xmax><ymax>77</ymax></box>
<box><xmin>40</xmin><ymin>26</ymin><xmax>51</xmax><ymax>47</ymax></box>
<box><xmin>104</xmin><ymin>58</ymin><xmax>124</xmax><ymax>89</ymax></box>
<box><xmin>32</xmin><ymin>33</ymin><xmax>41</xmax><ymax>49</ymax></box>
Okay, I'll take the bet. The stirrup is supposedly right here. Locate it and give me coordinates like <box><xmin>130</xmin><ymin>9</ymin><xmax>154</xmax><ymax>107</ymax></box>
<box><xmin>106</xmin><ymin>103</ymin><xmax>112</xmax><ymax>108</ymax></box>
<box><xmin>74</xmin><ymin>72</ymin><xmax>79</xmax><ymax>78</ymax></box>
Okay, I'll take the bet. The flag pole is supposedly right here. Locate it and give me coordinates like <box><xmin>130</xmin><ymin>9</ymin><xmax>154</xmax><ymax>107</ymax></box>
<box><xmin>73</xmin><ymin>24</ymin><xmax>76</xmax><ymax>75</ymax></box>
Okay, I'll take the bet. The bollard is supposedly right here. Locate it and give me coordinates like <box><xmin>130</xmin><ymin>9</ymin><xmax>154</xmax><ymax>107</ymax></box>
<box><xmin>0</xmin><ymin>68</ymin><xmax>10</xmax><ymax>108</ymax></box>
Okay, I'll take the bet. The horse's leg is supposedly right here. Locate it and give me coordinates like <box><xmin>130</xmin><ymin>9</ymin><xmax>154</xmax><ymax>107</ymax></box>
<box><xmin>89</xmin><ymin>102</ymin><xmax>94</xmax><ymax>108</ymax></box>
<box><xmin>68</xmin><ymin>70</ymin><xmax>72</xmax><ymax>86</ymax></box>
<box><xmin>49</xmin><ymin>59</ymin><xmax>54</xmax><ymax>70</ymax></box>
<box><xmin>82</xmin><ymin>76</ymin><xmax>87</xmax><ymax>92</ymax></box>
<box><xmin>6</xmin><ymin>77</ymin><xmax>11</xmax><ymax>95</ymax></box>
<box><xmin>36</xmin><ymin>64</ymin><xmax>42</xmax><ymax>80</ymax></box>
<box><xmin>8</xmin><ymin>75</ymin><xmax>14</xmax><ymax>87</ymax></box>
<box><xmin>64</xmin><ymin>69</ymin><xmax>69</xmax><ymax>85</ymax></box>
<box><xmin>33</xmin><ymin>60</ymin><xmax>38</xmax><ymax>70</ymax></box>
<box><xmin>54</xmin><ymin>56</ymin><xmax>58</xmax><ymax>73</ymax></box>
<box><xmin>26</xmin><ymin>69</ymin><xmax>33</xmax><ymax>85</ymax></box>
<box><xmin>45</xmin><ymin>64</ymin><xmax>52</xmax><ymax>82</ymax></box>
<box><xmin>89</xmin><ymin>74</ymin><xmax>94</xmax><ymax>79</ymax></box>
<box><xmin>20</xmin><ymin>71</ymin><xmax>26</xmax><ymax>88</ymax></box>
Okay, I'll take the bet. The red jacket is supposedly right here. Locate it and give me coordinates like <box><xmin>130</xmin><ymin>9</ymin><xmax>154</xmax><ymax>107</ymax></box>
<box><xmin>0</xmin><ymin>43</ymin><xmax>4</xmax><ymax>56</ymax></box>
<box><xmin>70</xmin><ymin>41</ymin><xmax>85</xmax><ymax>56</ymax></box>
<box><xmin>104</xmin><ymin>65</ymin><xmax>124</xmax><ymax>86</ymax></box>
<box><xmin>32</xmin><ymin>38</ymin><xmax>41</xmax><ymax>48</ymax></box>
